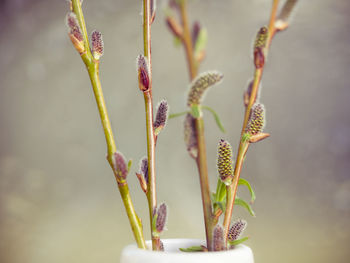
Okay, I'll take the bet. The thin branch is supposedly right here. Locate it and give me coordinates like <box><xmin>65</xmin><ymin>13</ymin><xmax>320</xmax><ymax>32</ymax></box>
<box><xmin>223</xmin><ymin>0</ymin><xmax>280</xmax><ymax>241</ymax></box>
<box><xmin>178</xmin><ymin>0</ymin><xmax>213</xmax><ymax>251</ymax></box>
<box><xmin>70</xmin><ymin>0</ymin><xmax>146</xmax><ymax>249</ymax></box>
<box><xmin>142</xmin><ymin>0</ymin><xmax>160</xmax><ymax>251</ymax></box>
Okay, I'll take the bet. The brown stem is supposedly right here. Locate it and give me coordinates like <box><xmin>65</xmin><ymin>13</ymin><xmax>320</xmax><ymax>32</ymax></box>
<box><xmin>179</xmin><ymin>0</ymin><xmax>197</xmax><ymax>79</ymax></box>
<box><xmin>142</xmin><ymin>0</ymin><xmax>159</xmax><ymax>250</ymax></box>
<box><xmin>178</xmin><ymin>0</ymin><xmax>213</xmax><ymax>250</ymax></box>
<box><xmin>195</xmin><ymin>117</ymin><xmax>214</xmax><ymax>251</ymax></box>
<box><xmin>223</xmin><ymin>0</ymin><xmax>280</xmax><ymax>240</ymax></box>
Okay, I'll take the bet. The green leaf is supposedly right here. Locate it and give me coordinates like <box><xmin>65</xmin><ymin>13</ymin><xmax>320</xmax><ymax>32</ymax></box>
<box><xmin>127</xmin><ymin>159</ymin><xmax>132</xmax><ymax>173</ymax></box>
<box><xmin>213</xmin><ymin>200</ymin><xmax>226</xmax><ymax>213</ymax></box>
<box><xmin>194</xmin><ymin>28</ymin><xmax>208</xmax><ymax>57</ymax></box>
<box><xmin>190</xmin><ymin>104</ymin><xmax>201</xmax><ymax>118</ymax></box>
<box><xmin>179</xmin><ymin>246</ymin><xmax>204</xmax><ymax>252</ymax></box>
<box><xmin>228</xmin><ymin>236</ymin><xmax>249</xmax><ymax>246</ymax></box>
<box><xmin>215</xmin><ymin>179</ymin><xmax>227</xmax><ymax>202</ymax></box>
<box><xmin>173</xmin><ymin>36</ymin><xmax>182</xmax><ymax>47</ymax></box>
<box><xmin>235</xmin><ymin>197</ymin><xmax>256</xmax><ymax>217</ymax></box>
<box><xmin>238</xmin><ymin>178</ymin><xmax>256</xmax><ymax>203</ymax></box>
<box><xmin>169</xmin><ymin>111</ymin><xmax>189</xmax><ymax>119</ymax></box>
<box><xmin>202</xmin><ymin>105</ymin><xmax>226</xmax><ymax>133</ymax></box>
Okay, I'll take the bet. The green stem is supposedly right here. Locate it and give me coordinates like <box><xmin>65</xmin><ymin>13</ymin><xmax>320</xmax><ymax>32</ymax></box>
<box><xmin>71</xmin><ymin>0</ymin><xmax>92</xmax><ymax>57</ymax></box>
<box><xmin>87</xmin><ymin>62</ymin><xmax>146</xmax><ymax>250</ymax></box>
<box><xmin>71</xmin><ymin>0</ymin><xmax>146</xmax><ymax>249</ymax></box>
<box><xmin>223</xmin><ymin>141</ymin><xmax>249</xmax><ymax>242</ymax></box>
<box><xmin>142</xmin><ymin>0</ymin><xmax>160</xmax><ymax>250</ymax></box>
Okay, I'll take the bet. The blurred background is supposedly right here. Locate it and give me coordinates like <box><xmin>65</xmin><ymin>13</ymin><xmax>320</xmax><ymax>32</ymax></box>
<box><xmin>0</xmin><ymin>0</ymin><xmax>350</xmax><ymax>262</ymax></box>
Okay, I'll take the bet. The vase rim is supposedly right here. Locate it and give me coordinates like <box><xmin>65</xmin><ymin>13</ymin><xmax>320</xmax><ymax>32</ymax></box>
<box><xmin>124</xmin><ymin>238</ymin><xmax>250</xmax><ymax>254</ymax></box>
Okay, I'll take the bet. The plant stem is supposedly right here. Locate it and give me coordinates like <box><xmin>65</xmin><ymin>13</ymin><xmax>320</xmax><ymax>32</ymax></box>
<box><xmin>223</xmin><ymin>0</ymin><xmax>280</xmax><ymax>241</ymax></box>
<box><xmin>195</xmin><ymin>117</ymin><xmax>214</xmax><ymax>251</ymax></box>
<box><xmin>178</xmin><ymin>0</ymin><xmax>213</xmax><ymax>250</ymax></box>
<box><xmin>71</xmin><ymin>0</ymin><xmax>146</xmax><ymax>249</ymax></box>
<box><xmin>142</xmin><ymin>0</ymin><xmax>160</xmax><ymax>250</ymax></box>
<box><xmin>179</xmin><ymin>0</ymin><xmax>197</xmax><ymax>79</ymax></box>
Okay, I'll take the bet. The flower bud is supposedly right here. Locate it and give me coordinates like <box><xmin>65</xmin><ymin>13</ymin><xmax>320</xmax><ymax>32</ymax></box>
<box><xmin>155</xmin><ymin>203</ymin><xmax>168</xmax><ymax>233</ymax></box>
<box><xmin>113</xmin><ymin>152</ymin><xmax>128</xmax><ymax>181</ymax></box>
<box><xmin>187</xmin><ymin>71</ymin><xmax>223</xmax><ymax>107</ymax></box>
<box><xmin>91</xmin><ymin>30</ymin><xmax>104</xmax><ymax>60</ymax></box>
<box><xmin>137</xmin><ymin>55</ymin><xmax>150</xmax><ymax>91</ymax></box>
<box><xmin>253</xmin><ymin>26</ymin><xmax>268</xmax><ymax>69</ymax></box>
<box><xmin>213</xmin><ymin>224</ymin><xmax>225</xmax><ymax>251</ymax></box>
<box><xmin>139</xmin><ymin>157</ymin><xmax>149</xmax><ymax>184</ymax></box>
<box><xmin>246</xmin><ymin>103</ymin><xmax>265</xmax><ymax>135</ymax></box>
<box><xmin>228</xmin><ymin>219</ymin><xmax>247</xmax><ymax>242</ymax></box>
<box><xmin>154</xmin><ymin>100</ymin><xmax>169</xmax><ymax>136</ymax></box>
<box><xmin>184</xmin><ymin>113</ymin><xmax>198</xmax><ymax>159</ymax></box>
<box><xmin>66</xmin><ymin>12</ymin><xmax>85</xmax><ymax>54</ymax></box>
<box><xmin>217</xmin><ymin>139</ymin><xmax>234</xmax><ymax>185</ymax></box>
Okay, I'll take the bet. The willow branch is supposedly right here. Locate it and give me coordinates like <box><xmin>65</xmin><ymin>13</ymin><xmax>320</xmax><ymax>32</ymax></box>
<box><xmin>223</xmin><ymin>0</ymin><xmax>280</xmax><ymax>240</ymax></box>
<box><xmin>142</xmin><ymin>0</ymin><xmax>160</xmax><ymax>251</ymax></box>
<box><xmin>70</xmin><ymin>0</ymin><xmax>146</xmax><ymax>249</ymax></box>
<box><xmin>178</xmin><ymin>0</ymin><xmax>213</xmax><ymax>251</ymax></box>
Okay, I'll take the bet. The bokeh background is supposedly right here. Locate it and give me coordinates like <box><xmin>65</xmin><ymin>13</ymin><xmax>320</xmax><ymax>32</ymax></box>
<box><xmin>1</xmin><ymin>0</ymin><xmax>350</xmax><ymax>262</ymax></box>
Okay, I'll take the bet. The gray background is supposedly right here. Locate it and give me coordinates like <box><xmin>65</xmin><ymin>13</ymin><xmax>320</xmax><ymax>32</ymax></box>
<box><xmin>0</xmin><ymin>0</ymin><xmax>349</xmax><ymax>262</ymax></box>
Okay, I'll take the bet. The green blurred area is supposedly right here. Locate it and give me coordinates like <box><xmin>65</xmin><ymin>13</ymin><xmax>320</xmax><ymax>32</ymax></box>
<box><xmin>0</xmin><ymin>0</ymin><xmax>350</xmax><ymax>262</ymax></box>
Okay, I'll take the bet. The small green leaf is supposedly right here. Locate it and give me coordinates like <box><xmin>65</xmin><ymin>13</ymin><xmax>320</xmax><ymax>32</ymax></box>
<box><xmin>213</xmin><ymin>201</ymin><xmax>226</xmax><ymax>213</ymax></box>
<box><xmin>190</xmin><ymin>104</ymin><xmax>201</xmax><ymax>118</ymax></box>
<box><xmin>215</xmin><ymin>179</ymin><xmax>227</xmax><ymax>202</ymax></box>
<box><xmin>228</xmin><ymin>236</ymin><xmax>249</xmax><ymax>246</ymax></box>
<box><xmin>179</xmin><ymin>246</ymin><xmax>204</xmax><ymax>252</ymax></box>
<box><xmin>194</xmin><ymin>28</ymin><xmax>208</xmax><ymax>57</ymax></box>
<box><xmin>173</xmin><ymin>36</ymin><xmax>182</xmax><ymax>47</ymax></box>
<box><xmin>242</xmin><ymin>133</ymin><xmax>251</xmax><ymax>143</ymax></box>
<box><xmin>202</xmin><ymin>105</ymin><xmax>226</xmax><ymax>133</ymax></box>
<box><xmin>169</xmin><ymin>111</ymin><xmax>189</xmax><ymax>119</ymax></box>
<box><xmin>235</xmin><ymin>197</ymin><xmax>256</xmax><ymax>217</ymax></box>
<box><xmin>238</xmin><ymin>178</ymin><xmax>256</xmax><ymax>203</ymax></box>
<box><xmin>127</xmin><ymin>159</ymin><xmax>132</xmax><ymax>173</ymax></box>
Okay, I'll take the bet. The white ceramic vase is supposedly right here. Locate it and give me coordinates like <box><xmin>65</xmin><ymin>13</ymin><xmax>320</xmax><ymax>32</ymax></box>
<box><xmin>120</xmin><ymin>239</ymin><xmax>254</xmax><ymax>263</ymax></box>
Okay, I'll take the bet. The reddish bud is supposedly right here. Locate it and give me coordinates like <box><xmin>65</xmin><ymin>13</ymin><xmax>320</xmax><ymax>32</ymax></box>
<box><xmin>213</xmin><ymin>224</ymin><xmax>225</xmax><ymax>251</ymax></box>
<box><xmin>137</xmin><ymin>55</ymin><xmax>150</xmax><ymax>91</ymax></box>
<box><xmin>253</xmin><ymin>27</ymin><xmax>268</xmax><ymax>69</ymax></box>
<box><xmin>156</xmin><ymin>203</ymin><xmax>168</xmax><ymax>233</ymax></box>
<box><xmin>184</xmin><ymin>113</ymin><xmax>198</xmax><ymax>159</ymax></box>
<box><xmin>139</xmin><ymin>157</ymin><xmax>149</xmax><ymax>184</ymax></box>
<box><xmin>66</xmin><ymin>12</ymin><xmax>85</xmax><ymax>53</ymax></box>
<box><xmin>154</xmin><ymin>100</ymin><xmax>169</xmax><ymax>136</ymax></box>
<box><xmin>228</xmin><ymin>219</ymin><xmax>247</xmax><ymax>241</ymax></box>
<box><xmin>113</xmin><ymin>152</ymin><xmax>128</xmax><ymax>180</ymax></box>
<box><xmin>91</xmin><ymin>30</ymin><xmax>104</xmax><ymax>60</ymax></box>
